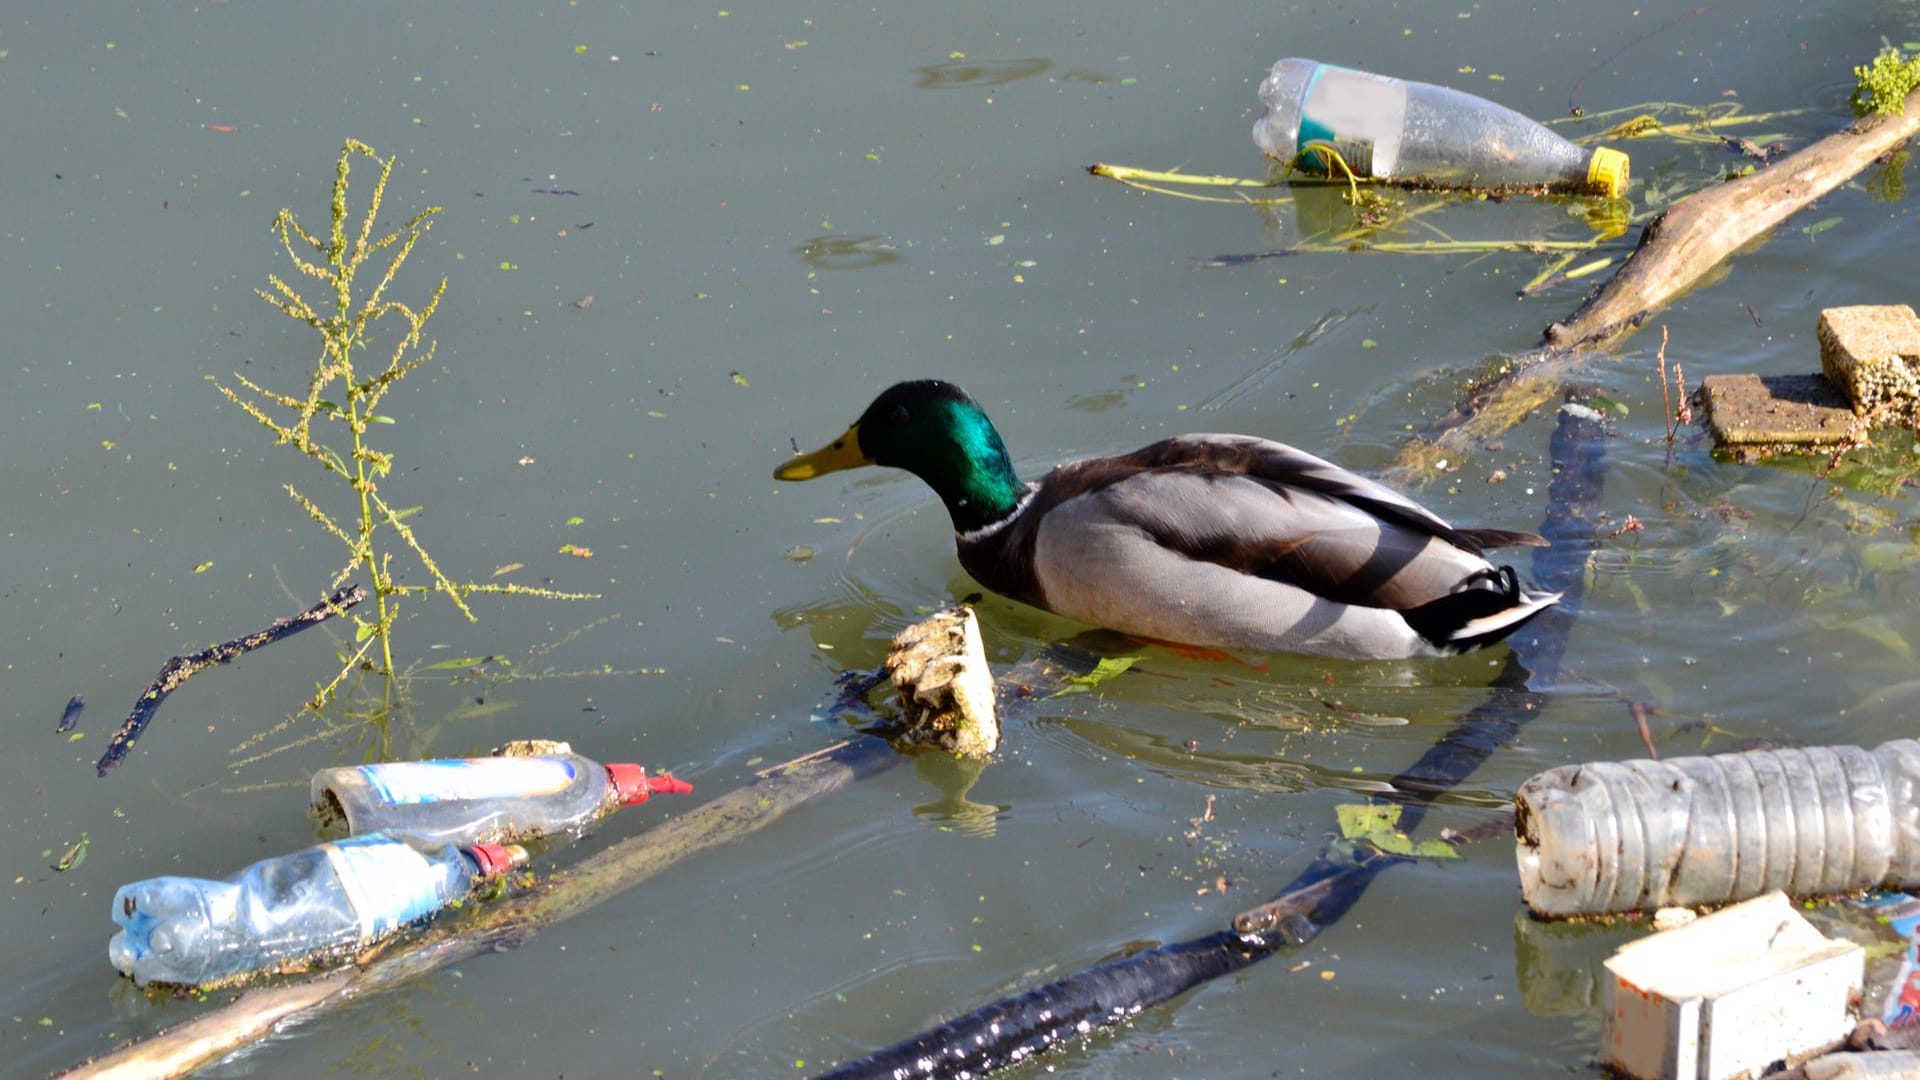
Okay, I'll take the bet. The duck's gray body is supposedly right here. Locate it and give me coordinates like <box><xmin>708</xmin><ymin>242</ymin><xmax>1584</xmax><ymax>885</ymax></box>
<box><xmin>955</xmin><ymin>434</ymin><xmax>1557</xmax><ymax>660</ymax></box>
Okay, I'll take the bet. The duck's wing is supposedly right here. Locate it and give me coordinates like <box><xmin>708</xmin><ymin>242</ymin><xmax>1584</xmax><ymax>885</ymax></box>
<box><xmin>1132</xmin><ymin>434</ymin><xmax>1512</xmax><ymax>547</ymax></box>
<box><xmin>1034</xmin><ymin>435</ymin><xmax>1518</xmax><ymax>611</ymax></box>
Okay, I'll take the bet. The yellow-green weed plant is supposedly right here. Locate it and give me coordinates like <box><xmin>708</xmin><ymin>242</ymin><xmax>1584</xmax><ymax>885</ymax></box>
<box><xmin>1851</xmin><ymin>43</ymin><xmax>1920</xmax><ymax>118</ymax></box>
<box><xmin>214</xmin><ymin>139</ymin><xmax>591</xmax><ymax>710</ymax></box>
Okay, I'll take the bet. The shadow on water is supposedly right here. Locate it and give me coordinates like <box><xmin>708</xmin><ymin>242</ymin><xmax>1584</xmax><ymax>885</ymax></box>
<box><xmin>793</xmin><ymin>235</ymin><xmax>905</xmax><ymax>272</ymax></box>
<box><xmin>912</xmin><ymin>58</ymin><xmax>1053</xmax><ymax>89</ymax></box>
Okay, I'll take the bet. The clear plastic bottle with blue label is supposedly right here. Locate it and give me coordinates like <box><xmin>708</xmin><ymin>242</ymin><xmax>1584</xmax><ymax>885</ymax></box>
<box><xmin>311</xmin><ymin>749</ymin><xmax>693</xmax><ymax>847</ymax></box>
<box><xmin>1252</xmin><ymin>57</ymin><xmax>1629</xmax><ymax>197</ymax></box>
<box><xmin>108</xmin><ymin>832</ymin><xmax>524</xmax><ymax>987</ymax></box>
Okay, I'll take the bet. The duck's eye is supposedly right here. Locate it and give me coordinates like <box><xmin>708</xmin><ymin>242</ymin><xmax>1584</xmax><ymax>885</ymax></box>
<box><xmin>888</xmin><ymin>405</ymin><xmax>911</xmax><ymax>424</ymax></box>
<box><xmin>123</xmin><ymin>895</ymin><xmax>136</xmax><ymax>917</ymax></box>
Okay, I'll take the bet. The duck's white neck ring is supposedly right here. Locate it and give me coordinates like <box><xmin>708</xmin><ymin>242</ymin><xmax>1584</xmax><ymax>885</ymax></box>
<box><xmin>957</xmin><ymin>485</ymin><xmax>1036</xmax><ymax>543</ymax></box>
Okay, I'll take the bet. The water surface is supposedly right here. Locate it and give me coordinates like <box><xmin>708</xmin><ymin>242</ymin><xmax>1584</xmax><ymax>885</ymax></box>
<box><xmin>2</xmin><ymin>1</ymin><xmax>1917</xmax><ymax>1076</ymax></box>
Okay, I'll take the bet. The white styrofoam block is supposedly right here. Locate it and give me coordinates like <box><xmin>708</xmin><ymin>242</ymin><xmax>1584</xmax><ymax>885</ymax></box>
<box><xmin>1602</xmin><ymin>891</ymin><xmax>1863</xmax><ymax>1080</ymax></box>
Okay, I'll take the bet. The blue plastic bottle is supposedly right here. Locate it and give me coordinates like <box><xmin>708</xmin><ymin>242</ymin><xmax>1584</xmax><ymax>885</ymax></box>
<box><xmin>108</xmin><ymin>832</ymin><xmax>523</xmax><ymax>987</ymax></box>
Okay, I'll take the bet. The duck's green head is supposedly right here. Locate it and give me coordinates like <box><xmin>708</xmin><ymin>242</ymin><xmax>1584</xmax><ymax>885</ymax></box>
<box><xmin>774</xmin><ymin>380</ymin><xmax>1026</xmax><ymax>532</ymax></box>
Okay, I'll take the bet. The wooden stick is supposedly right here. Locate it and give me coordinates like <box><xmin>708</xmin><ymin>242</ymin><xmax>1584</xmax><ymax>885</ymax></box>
<box><xmin>60</xmin><ymin>973</ymin><xmax>354</xmax><ymax>1080</ymax></box>
<box><xmin>1384</xmin><ymin>86</ymin><xmax>1920</xmax><ymax>483</ymax></box>
<box><xmin>96</xmin><ymin>586</ymin><xmax>367</xmax><ymax>777</ymax></box>
<box><xmin>1547</xmin><ymin>88</ymin><xmax>1920</xmax><ymax>352</ymax></box>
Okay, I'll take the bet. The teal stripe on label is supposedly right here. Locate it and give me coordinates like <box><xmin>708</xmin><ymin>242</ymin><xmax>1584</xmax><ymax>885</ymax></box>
<box><xmin>1296</xmin><ymin>63</ymin><xmax>1334</xmax><ymax>151</ymax></box>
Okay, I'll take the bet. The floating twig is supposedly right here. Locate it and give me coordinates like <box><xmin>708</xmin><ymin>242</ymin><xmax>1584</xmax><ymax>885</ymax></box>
<box><xmin>1086</xmin><ymin>163</ymin><xmax>1294</xmax><ymax>206</ymax></box>
<box><xmin>1659</xmin><ymin>325</ymin><xmax>1676</xmax><ymax>443</ymax></box>
<box><xmin>96</xmin><ymin>586</ymin><xmax>367</xmax><ymax>777</ymax></box>
<box><xmin>1086</xmin><ymin>162</ymin><xmax>1280</xmax><ymax>189</ymax></box>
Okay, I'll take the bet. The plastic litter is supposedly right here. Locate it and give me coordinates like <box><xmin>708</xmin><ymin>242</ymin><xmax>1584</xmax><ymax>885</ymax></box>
<box><xmin>1516</xmin><ymin>738</ymin><xmax>1920</xmax><ymax>917</ymax></box>
<box><xmin>1856</xmin><ymin>892</ymin><xmax>1920</xmax><ymax>1028</ymax></box>
<box><xmin>108</xmin><ymin>831</ymin><xmax>525</xmax><ymax>987</ymax></box>
<box><xmin>1252</xmin><ymin>57</ymin><xmax>1629</xmax><ymax>197</ymax></box>
<box><xmin>312</xmin><ymin>749</ymin><xmax>692</xmax><ymax>847</ymax></box>
<box><xmin>1602</xmin><ymin>891</ymin><xmax>1862</xmax><ymax>1080</ymax></box>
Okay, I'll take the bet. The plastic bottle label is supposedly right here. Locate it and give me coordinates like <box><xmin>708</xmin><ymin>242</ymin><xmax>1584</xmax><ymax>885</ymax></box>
<box><xmin>1297</xmin><ymin>64</ymin><xmax>1407</xmax><ymax>179</ymax></box>
<box><xmin>323</xmin><ymin>836</ymin><xmax>450</xmax><ymax>938</ymax></box>
<box><xmin>358</xmin><ymin>757</ymin><xmax>578</xmax><ymax>806</ymax></box>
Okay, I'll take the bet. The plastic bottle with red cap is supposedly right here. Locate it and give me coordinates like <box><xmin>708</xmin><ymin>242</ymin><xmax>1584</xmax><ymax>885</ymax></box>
<box><xmin>108</xmin><ymin>832</ymin><xmax>525</xmax><ymax>987</ymax></box>
<box><xmin>311</xmin><ymin>747</ymin><xmax>693</xmax><ymax>847</ymax></box>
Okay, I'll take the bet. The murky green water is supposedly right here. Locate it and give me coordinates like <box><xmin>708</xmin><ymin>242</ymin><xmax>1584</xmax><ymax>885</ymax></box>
<box><xmin>3</xmin><ymin>1</ymin><xmax>1918</xmax><ymax>1076</ymax></box>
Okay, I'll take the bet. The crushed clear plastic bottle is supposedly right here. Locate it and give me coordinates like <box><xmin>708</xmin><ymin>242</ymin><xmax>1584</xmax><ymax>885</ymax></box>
<box><xmin>311</xmin><ymin>750</ymin><xmax>692</xmax><ymax>847</ymax></box>
<box><xmin>108</xmin><ymin>832</ymin><xmax>524</xmax><ymax>987</ymax></box>
<box><xmin>1252</xmin><ymin>57</ymin><xmax>1629</xmax><ymax>197</ymax></box>
<box><xmin>1516</xmin><ymin>738</ymin><xmax>1920</xmax><ymax>917</ymax></box>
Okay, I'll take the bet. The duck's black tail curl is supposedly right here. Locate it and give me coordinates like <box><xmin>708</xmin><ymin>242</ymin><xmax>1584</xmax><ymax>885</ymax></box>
<box><xmin>1403</xmin><ymin>565</ymin><xmax>1561</xmax><ymax>654</ymax></box>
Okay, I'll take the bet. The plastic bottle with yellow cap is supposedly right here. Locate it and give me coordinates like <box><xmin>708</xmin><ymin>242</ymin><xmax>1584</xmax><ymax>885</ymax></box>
<box><xmin>1253</xmin><ymin>58</ymin><xmax>1629</xmax><ymax>198</ymax></box>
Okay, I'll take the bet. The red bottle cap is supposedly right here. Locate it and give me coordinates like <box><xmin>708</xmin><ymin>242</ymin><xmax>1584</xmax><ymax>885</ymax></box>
<box><xmin>607</xmin><ymin>763</ymin><xmax>653</xmax><ymax>805</ymax></box>
<box><xmin>467</xmin><ymin>843</ymin><xmax>526</xmax><ymax>877</ymax></box>
<box><xmin>607</xmin><ymin>763</ymin><xmax>693</xmax><ymax>805</ymax></box>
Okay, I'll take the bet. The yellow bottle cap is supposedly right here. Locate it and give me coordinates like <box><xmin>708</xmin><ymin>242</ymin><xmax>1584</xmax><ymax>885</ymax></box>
<box><xmin>1587</xmin><ymin>147</ymin><xmax>1630</xmax><ymax>198</ymax></box>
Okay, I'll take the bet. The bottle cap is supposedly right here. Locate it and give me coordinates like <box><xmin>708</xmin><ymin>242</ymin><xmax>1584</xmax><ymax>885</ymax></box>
<box><xmin>607</xmin><ymin>763</ymin><xmax>654</xmax><ymax>805</ymax></box>
<box><xmin>607</xmin><ymin>763</ymin><xmax>694</xmax><ymax>804</ymax></box>
<box><xmin>467</xmin><ymin>843</ymin><xmax>528</xmax><ymax>877</ymax></box>
<box><xmin>1587</xmin><ymin>147</ymin><xmax>1629</xmax><ymax>198</ymax></box>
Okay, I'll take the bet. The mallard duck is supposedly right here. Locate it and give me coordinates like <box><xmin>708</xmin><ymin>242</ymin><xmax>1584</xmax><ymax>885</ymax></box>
<box><xmin>774</xmin><ymin>380</ymin><xmax>1558</xmax><ymax>661</ymax></box>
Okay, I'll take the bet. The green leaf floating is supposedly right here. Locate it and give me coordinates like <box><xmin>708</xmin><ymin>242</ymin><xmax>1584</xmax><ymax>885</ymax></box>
<box><xmin>1050</xmin><ymin>656</ymin><xmax>1139</xmax><ymax>697</ymax></box>
<box><xmin>1334</xmin><ymin>803</ymin><xmax>1459</xmax><ymax>859</ymax></box>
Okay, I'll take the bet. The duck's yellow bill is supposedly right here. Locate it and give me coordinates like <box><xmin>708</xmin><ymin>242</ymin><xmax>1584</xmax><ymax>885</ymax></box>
<box><xmin>774</xmin><ymin>424</ymin><xmax>871</xmax><ymax>481</ymax></box>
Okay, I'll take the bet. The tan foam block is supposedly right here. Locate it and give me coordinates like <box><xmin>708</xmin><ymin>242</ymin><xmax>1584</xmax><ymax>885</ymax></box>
<box><xmin>1818</xmin><ymin>304</ymin><xmax>1920</xmax><ymax>416</ymax></box>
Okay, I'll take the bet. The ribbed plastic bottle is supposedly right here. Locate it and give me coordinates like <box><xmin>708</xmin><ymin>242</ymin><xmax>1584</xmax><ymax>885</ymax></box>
<box><xmin>108</xmin><ymin>832</ymin><xmax>525</xmax><ymax>986</ymax></box>
<box><xmin>1252</xmin><ymin>57</ymin><xmax>1629</xmax><ymax>197</ymax></box>
<box><xmin>1516</xmin><ymin>739</ymin><xmax>1920</xmax><ymax>917</ymax></box>
<box><xmin>311</xmin><ymin>750</ymin><xmax>692</xmax><ymax>847</ymax></box>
